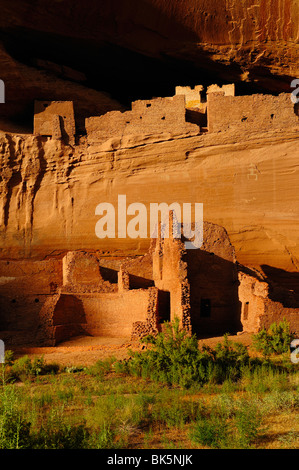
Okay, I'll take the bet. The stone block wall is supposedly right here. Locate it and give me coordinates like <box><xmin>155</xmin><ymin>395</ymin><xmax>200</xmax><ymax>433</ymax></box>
<box><xmin>238</xmin><ymin>271</ymin><xmax>299</xmax><ymax>335</ymax></box>
<box><xmin>207</xmin><ymin>92</ymin><xmax>299</xmax><ymax>133</ymax></box>
<box><xmin>85</xmin><ymin>95</ymin><xmax>199</xmax><ymax>143</ymax></box>
<box><xmin>34</xmin><ymin>100</ymin><xmax>76</xmax><ymax>145</ymax></box>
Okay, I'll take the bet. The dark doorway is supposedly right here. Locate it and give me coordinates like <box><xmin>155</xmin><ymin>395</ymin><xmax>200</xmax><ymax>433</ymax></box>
<box><xmin>157</xmin><ymin>290</ymin><xmax>171</xmax><ymax>325</ymax></box>
<box><xmin>200</xmin><ymin>298</ymin><xmax>211</xmax><ymax>318</ymax></box>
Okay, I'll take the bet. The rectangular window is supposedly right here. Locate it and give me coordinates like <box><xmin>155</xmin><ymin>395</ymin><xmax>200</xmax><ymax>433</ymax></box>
<box><xmin>200</xmin><ymin>298</ymin><xmax>211</xmax><ymax>318</ymax></box>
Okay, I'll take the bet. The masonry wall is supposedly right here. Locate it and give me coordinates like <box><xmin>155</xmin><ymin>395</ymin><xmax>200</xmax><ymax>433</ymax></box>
<box><xmin>175</xmin><ymin>85</ymin><xmax>204</xmax><ymax>108</ymax></box>
<box><xmin>207</xmin><ymin>92</ymin><xmax>299</xmax><ymax>133</ymax></box>
<box><xmin>62</xmin><ymin>251</ymin><xmax>117</xmax><ymax>293</ymax></box>
<box><xmin>152</xmin><ymin>221</ymin><xmax>191</xmax><ymax>332</ymax></box>
<box><xmin>262</xmin><ymin>301</ymin><xmax>299</xmax><ymax>335</ymax></box>
<box><xmin>0</xmin><ymin>258</ymin><xmax>62</xmax><ymax>346</ymax></box>
<box><xmin>238</xmin><ymin>271</ymin><xmax>299</xmax><ymax>334</ymax></box>
<box><xmin>238</xmin><ymin>272</ymin><xmax>268</xmax><ymax>333</ymax></box>
<box><xmin>34</xmin><ymin>100</ymin><xmax>76</xmax><ymax>144</ymax></box>
<box><xmin>86</xmin><ymin>95</ymin><xmax>199</xmax><ymax>143</ymax></box>
<box><xmin>72</xmin><ymin>290</ymin><xmax>150</xmax><ymax>337</ymax></box>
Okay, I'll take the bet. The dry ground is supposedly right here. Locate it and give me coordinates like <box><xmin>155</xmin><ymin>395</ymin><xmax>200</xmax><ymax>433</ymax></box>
<box><xmin>12</xmin><ymin>332</ymin><xmax>254</xmax><ymax>366</ymax></box>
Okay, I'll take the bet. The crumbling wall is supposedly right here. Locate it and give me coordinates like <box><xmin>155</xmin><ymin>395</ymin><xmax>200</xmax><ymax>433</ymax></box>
<box><xmin>152</xmin><ymin>214</ymin><xmax>192</xmax><ymax>333</ymax></box>
<box><xmin>175</xmin><ymin>85</ymin><xmax>204</xmax><ymax>108</ymax></box>
<box><xmin>62</xmin><ymin>251</ymin><xmax>117</xmax><ymax>293</ymax></box>
<box><xmin>207</xmin><ymin>84</ymin><xmax>235</xmax><ymax>97</ymax></box>
<box><xmin>207</xmin><ymin>92</ymin><xmax>299</xmax><ymax>133</ymax></box>
<box><xmin>0</xmin><ymin>258</ymin><xmax>62</xmax><ymax>346</ymax></box>
<box><xmin>85</xmin><ymin>95</ymin><xmax>199</xmax><ymax>143</ymax></box>
<box><xmin>238</xmin><ymin>272</ymin><xmax>268</xmax><ymax>333</ymax></box>
<box><xmin>238</xmin><ymin>271</ymin><xmax>299</xmax><ymax>334</ymax></box>
<box><xmin>175</xmin><ymin>84</ymin><xmax>207</xmax><ymax>127</ymax></box>
<box><xmin>34</xmin><ymin>100</ymin><xmax>76</xmax><ymax>145</ymax></box>
<box><xmin>73</xmin><ymin>289</ymin><xmax>152</xmax><ymax>337</ymax></box>
<box><xmin>262</xmin><ymin>301</ymin><xmax>299</xmax><ymax>335</ymax></box>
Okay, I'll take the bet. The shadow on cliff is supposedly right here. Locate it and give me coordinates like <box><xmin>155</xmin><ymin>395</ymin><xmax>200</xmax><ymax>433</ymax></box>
<box><xmin>0</xmin><ymin>0</ymin><xmax>282</xmax><ymax>130</ymax></box>
<box><xmin>261</xmin><ymin>264</ymin><xmax>299</xmax><ymax>307</ymax></box>
<box><xmin>185</xmin><ymin>250</ymin><xmax>242</xmax><ymax>338</ymax></box>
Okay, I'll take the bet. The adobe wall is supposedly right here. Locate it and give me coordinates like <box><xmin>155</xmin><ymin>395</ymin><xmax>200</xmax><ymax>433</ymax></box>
<box><xmin>0</xmin><ymin>258</ymin><xmax>62</xmax><ymax>346</ymax></box>
<box><xmin>206</xmin><ymin>83</ymin><xmax>235</xmax><ymax>97</ymax></box>
<box><xmin>238</xmin><ymin>271</ymin><xmax>299</xmax><ymax>335</ymax></box>
<box><xmin>34</xmin><ymin>100</ymin><xmax>76</xmax><ymax>145</ymax></box>
<box><xmin>175</xmin><ymin>85</ymin><xmax>204</xmax><ymax>108</ymax></box>
<box><xmin>152</xmin><ymin>215</ymin><xmax>191</xmax><ymax>333</ymax></box>
<box><xmin>85</xmin><ymin>95</ymin><xmax>199</xmax><ymax>143</ymax></box>
<box><xmin>207</xmin><ymin>92</ymin><xmax>299</xmax><ymax>133</ymax></box>
<box><xmin>262</xmin><ymin>301</ymin><xmax>299</xmax><ymax>335</ymax></box>
<box><xmin>68</xmin><ymin>290</ymin><xmax>151</xmax><ymax>338</ymax></box>
<box><xmin>238</xmin><ymin>272</ymin><xmax>268</xmax><ymax>333</ymax></box>
<box><xmin>62</xmin><ymin>251</ymin><xmax>117</xmax><ymax>293</ymax></box>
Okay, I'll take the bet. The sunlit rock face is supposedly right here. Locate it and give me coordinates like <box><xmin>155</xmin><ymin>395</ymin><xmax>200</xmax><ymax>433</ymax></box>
<box><xmin>0</xmin><ymin>0</ymin><xmax>299</xmax><ymax>346</ymax></box>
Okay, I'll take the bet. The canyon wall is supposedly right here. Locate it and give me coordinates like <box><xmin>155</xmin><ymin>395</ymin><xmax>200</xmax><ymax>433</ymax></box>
<box><xmin>1</xmin><ymin>122</ymin><xmax>299</xmax><ymax>272</ymax></box>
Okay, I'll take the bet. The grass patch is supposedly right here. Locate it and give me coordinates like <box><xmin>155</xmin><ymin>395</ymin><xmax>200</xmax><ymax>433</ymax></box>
<box><xmin>0</xmin><ymin>321</ymin><xmax>298</xmax><ymax>449</ymax></box>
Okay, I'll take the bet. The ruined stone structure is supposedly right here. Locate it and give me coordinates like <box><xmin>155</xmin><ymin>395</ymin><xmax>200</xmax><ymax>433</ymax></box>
<box><xmin>207</xmin><ymin>92</ymin><xmax>299</xmax><ymax>134</ymax></box>
<box><xmin>0</xmin><ymin>213</ymin><xmax>298</xmax><ymax>347</ymax></box>
<box><xmin>34</xmin><ymin>100</ymin><xmax>76</xmax><ymax>145</ymax></box>
<box><xmin>175</xmin><ymin>83</ymin><xmax>235</xmax><ymax>128</ymax></box>
<box><xmin>85</xmin><ymin>95</ymin><xmax>199</xmax><ymax>144</ymax></box>
<box><xmin>1</xmin><ymin>83</ymin><xmax>299</xmax><ymax>347</ymax></box>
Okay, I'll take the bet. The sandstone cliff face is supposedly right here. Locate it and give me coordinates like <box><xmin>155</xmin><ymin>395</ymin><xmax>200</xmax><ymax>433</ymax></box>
<box><xmin>0</xmin><ymin>124</ymin><xmax>299</xmax><ymax>275</ymax></box>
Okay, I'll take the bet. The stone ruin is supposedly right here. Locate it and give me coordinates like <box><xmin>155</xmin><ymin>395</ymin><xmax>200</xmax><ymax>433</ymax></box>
<box><xmin>33</xmin><ymin>100</ymin><xmax>76</xmax><ymax>145</ymax></box>
<box><xmin>33</xmin><ymin>83</ymin><xmax>298</xmax><ymax>146</ymax></box>
<box><xmin>1</xmin><ymin>84</ymin><xmax>298</xmax><ymax>347</ymax></box>
<box><xmin>0</xmin><ymin>213</ymin><xmax>298</xmax><ymax>347</ymax></box>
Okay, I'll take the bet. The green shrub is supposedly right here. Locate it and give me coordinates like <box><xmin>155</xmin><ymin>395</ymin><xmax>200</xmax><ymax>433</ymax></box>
<box><xmin>7</xmin><ymin>355</ymin><xmax>59</xmax><ymax>382</ymax></box>
<box><xmin>87</xmin><ymin>425</ymin><xmax>116</xmax><ymax>449</ymax></box>
<box><xmin>190</xmin><ymin>414</ymin><xmax>230</xmax><ymax>448</ymax></box>
<box><xmin>117</xmin><ymin>319</ymin><xmax>250</xmax><ymax>388</ymax></box>
<box><xmin>87</xmin><ymin>357</ymin><xmax>116</xmax><ymax>377</ymax></box>
<box><xmin>252</xmin><ymin>319</ymin><xmax>295</xmax><ymax>357</ymax></box>
<box><xmin>152</xmin><ymin>398</ymin><xmax>202</xmax><ymax>428</ymax></box>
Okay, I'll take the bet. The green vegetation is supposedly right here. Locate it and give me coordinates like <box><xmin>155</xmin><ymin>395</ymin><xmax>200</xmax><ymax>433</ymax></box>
<box><xmin>252</xmin><ymin>318</ymin><xmax>295</xmax><ymax>357</ymax></box>
<box><xmin>0</xmin><ymin>319</ymin><xmax>298</xmax><ymax>449</ymax></box>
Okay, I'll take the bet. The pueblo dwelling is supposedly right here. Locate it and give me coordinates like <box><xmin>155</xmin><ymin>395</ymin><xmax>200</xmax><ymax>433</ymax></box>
<box><xmin>0</xmin><ymin>215</ymin><xmax>298</xmax><ymax>347</ymax></box>
<box><xmin>0</xmin><ymin>84</ymin><xmax>298</xmax><ymax>346</ymax></box>
<box><xmin>32</xmin><ymin>82</ymin><xmax>298</xmax><ymax>144</ymax></box>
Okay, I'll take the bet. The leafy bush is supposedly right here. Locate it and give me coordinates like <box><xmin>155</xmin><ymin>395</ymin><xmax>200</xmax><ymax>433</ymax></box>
<box><xmin>6</xmin><ymin>355</ymin><xmax>59</xmax><ymax>382</ymax></box>
<box><xmin>117</xmin><ymin>319</ymin><xmax>250</xmax><ymax>388</ymax></box>
<box><xmin>252</xmin><ymin>319</ymin><xmax>295</xmax><ymax>357</ymax></box>
<box><xmin>87</xmin><ymin>357</ymin><xmax>116</xmax><ymax>378</ymax></box>
<box><xmin>151</xmin><ymin>398</ymin><xmax>202</xmax><ymax>428</ymax></box>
